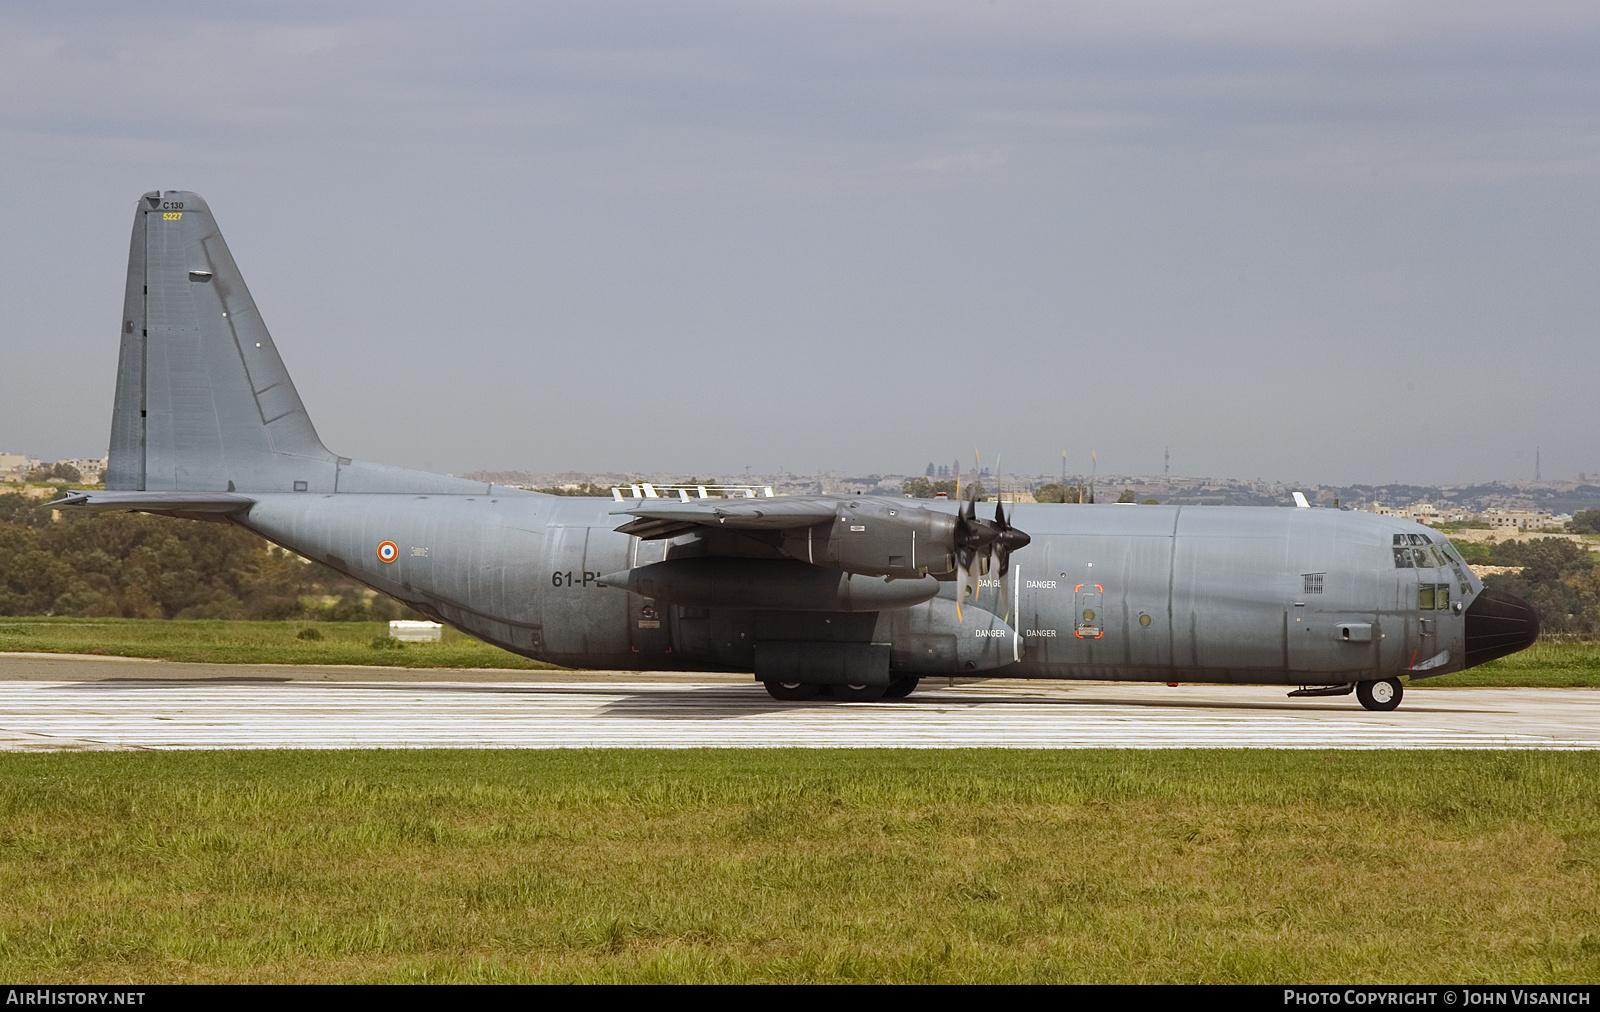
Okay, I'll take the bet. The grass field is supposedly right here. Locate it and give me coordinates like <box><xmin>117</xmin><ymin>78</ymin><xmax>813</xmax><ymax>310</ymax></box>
<box><xmin>1</xmin><ymin>749</ymin><xmax>1597</xmax><ymax>983</ymax></box>
<box><xmin>2</xmin><ymin>617</ymin><xmax>1597</xmax><ymax>687</ymax></box>
<box><xmin>1413</xmin><ymin>640</ymin><xmax>1600</xmax><ymax>688</ymax></box>
<box><xmin>0</xmin><ymin>617</ymin><xmax>554</xmax><ymax>669</ymax></box>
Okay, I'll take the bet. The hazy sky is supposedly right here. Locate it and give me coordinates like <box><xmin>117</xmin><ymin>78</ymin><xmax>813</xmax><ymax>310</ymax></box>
<box><xmin>2</xmin><ymin>1</ymin><xmax>1597</xmax><ymax>485</ymax></box>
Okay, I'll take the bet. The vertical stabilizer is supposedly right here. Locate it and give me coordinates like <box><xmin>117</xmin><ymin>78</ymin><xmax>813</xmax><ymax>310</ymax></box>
<box><xmin>107</xmin><ymin>191</ymin><xmax>336</xmax><ymax>492</ymax></box>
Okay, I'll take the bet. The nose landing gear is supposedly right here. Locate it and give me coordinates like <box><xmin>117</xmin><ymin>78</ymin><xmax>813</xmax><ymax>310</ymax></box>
<box><xmin>1356</xmin><ymin>678</ymin><xmax>1403</xmax><ymax>712</ymax></box>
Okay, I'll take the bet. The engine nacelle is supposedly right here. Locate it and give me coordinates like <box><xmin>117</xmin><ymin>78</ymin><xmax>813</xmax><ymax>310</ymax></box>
<box><xmin>597</xmin><ymin>557</ymin><xmax>942</xmax><ymax>611</ymax></box>
<box><xmin>775</xmin><ymin>500</ymin><xmax>957</xmax><ymax>579</ymax></box>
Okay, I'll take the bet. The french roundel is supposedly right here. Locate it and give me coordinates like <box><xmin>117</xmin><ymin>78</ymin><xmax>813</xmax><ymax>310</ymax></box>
<box><xmin>377</xmin><ymin>541</ymin><xmax>399</xmax><ymax>563</ymax></box>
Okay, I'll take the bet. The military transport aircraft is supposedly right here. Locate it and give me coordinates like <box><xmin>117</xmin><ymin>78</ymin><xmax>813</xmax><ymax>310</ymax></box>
<box><xmin>54</xmin><ymin>191</ymin><xmax>1541</xmax><ymax>710</ymax></box>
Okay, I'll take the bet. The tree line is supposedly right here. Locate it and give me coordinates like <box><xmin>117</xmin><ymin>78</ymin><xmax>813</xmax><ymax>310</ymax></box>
<box><xmin>1457</xmin><ymin>537</ymin><xmax>1600</xmax><ymax>637</ymax></box>
<box><xmin>0</xmin><ymin>491</ymin><xmax>407</xmax><ymax>620</ymax></box>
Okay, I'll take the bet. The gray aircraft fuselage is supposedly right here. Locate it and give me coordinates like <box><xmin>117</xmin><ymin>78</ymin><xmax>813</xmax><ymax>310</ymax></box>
<box><xmin>60</xmin><ymin>190</ymin><xmax>1541</xmax><ymax>706</ymax></box>
<box><xmin>236</xmin><ymin>490</ymin><xmax>1491</xmax><ymax>683</ymax></box>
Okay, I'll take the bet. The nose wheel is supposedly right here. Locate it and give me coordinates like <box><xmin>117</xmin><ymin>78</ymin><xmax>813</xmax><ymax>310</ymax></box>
<box><xmin>1356</xmin><ymin>678</ymin><xmax>1403</xmax><ymax>711</ymax></box>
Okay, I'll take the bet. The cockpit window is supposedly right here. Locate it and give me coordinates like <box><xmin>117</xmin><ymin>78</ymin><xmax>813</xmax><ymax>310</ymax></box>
<box><xmin>1392</xmin><ymin>534</ymin><xmax>1451</xmax><ymax>569</ymax></box>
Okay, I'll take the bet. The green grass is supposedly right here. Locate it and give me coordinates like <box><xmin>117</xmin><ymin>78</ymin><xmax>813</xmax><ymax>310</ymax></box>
<box><xmin>1</xmin><ymin>749</ymin><xmax>1597</xmax><ymax>983</ymax></box>
<box><xmin>1414</xmin><ymin>640</ymin><xmax>1600</xmax><ymax>688</ymax></box>
<box><xmin>0</xmin><ymin>617</ymin><xmax>555</xmax><ymax>669</ymax></box>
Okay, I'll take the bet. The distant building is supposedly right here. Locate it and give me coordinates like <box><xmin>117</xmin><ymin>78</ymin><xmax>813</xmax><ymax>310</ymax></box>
<box><xmin>0</xmin><ymin>453</ymin><xmax>43</xmax><ymax>481</ymax></box>
<box><xmin>1363</xmin><ymin>502</ymin><xmax>1468</xmax><ymax>524</ymax></box>
<box><xmin>0</xmin><ymin>454</ymin><xmax>107</xmax><ymax>484</ymax></box>
<box><xmin>59</xmin><ymin>458</ymin><xmax>108</xmax><ymax>483</ymax></box>
<box><xmin>1482</xmin><ymin>509</ymin><xmax>1563</xmax><ymax>531</ymax></box>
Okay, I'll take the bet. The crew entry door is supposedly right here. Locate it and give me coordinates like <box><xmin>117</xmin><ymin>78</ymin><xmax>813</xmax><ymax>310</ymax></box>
<box><xmin>1074</xmin><ymin>578</ymin><xmax>1104</xmax><ymax>640</ymax></box>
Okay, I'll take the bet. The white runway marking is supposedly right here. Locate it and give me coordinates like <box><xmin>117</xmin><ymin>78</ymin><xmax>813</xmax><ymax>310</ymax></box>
<box><xmin>2</xmin><ymin>677</ymin><xmax>1599</xmax><ymax>750</ymax></box>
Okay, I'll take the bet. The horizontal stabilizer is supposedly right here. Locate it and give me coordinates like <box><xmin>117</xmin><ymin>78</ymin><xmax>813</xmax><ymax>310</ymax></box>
<box><xmin>49</xmin><ymin>490</ymin><xmax>255</xmax><ymax>516</ymax></box>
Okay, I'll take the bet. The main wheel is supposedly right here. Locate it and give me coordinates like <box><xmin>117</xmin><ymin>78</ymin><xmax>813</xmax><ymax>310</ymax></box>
<box><xmin>832</xmin><ymin>682</ymin><xmax>888</xmax><ymax>702</ymax></box>
<box><xmin>764</xmin><ymin>680</ymin><xmax>819</xmax><ymax>701</ymax></box>
<box><xmin>883</xmin><ymin>676</ymin><xmax>919</xmax><ymax>699</ymax></box>
<box><xmin>1356</xmin><ymin>678</ymin><xmax>1403</xmax><ymax>712</ymax></box>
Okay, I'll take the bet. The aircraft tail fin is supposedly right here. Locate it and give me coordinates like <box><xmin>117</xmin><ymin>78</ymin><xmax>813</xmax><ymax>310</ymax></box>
<box><xmin>107</xmin><ymin>191</ymin><xmax>335</xmax><ymax>492</ymax></box>
<box><xmin>106</xmin><ymin>191</ymin><xmax>500</xmax><ymax>497</ymax></box>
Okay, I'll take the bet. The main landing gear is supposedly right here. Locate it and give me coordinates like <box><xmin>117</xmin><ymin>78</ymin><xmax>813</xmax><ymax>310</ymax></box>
<box><xmin>1356</xmin><ymin>677</ymin><xmax>1403</xmax><ymax>712</ymax></box>
<box><xmin>761</xmin><ymin>676</ymin><xmax>920</xmax><ymax>703</ymax></box>
<box><xmin>1288</xmin><ymin>678</ymin><xmax>1405</xmax><ymax>711</ymax></box>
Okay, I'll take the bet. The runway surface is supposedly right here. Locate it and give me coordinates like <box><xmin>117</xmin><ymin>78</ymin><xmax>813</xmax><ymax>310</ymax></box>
<box><xmin>3</xmin><ymin>655</ymin><xmax>1599</xmax><ymax>751</ymax></box>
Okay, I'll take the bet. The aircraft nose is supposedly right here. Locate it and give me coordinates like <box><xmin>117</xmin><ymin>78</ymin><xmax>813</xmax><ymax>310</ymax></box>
<box><xmin>1463</xmin><ymin>587</ymin><xmax>1541</xmax><ymax>668</ymax></box>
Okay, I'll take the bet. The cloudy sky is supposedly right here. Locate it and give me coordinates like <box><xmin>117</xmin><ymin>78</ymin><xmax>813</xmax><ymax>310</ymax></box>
<box><xmin>2</xmin><ymin>1</ymin><xmax>1596</xmax><ymax>484</ymax></box>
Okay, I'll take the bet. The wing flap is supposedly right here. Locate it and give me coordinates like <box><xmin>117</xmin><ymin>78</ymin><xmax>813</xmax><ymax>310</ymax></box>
<box><xmin>612</xmin><ymin>496</ymin><xmax>839</xmax><ymax>538</ymax></box>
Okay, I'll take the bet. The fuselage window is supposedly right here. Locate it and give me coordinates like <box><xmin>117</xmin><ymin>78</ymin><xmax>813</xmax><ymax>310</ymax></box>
<box><xmin>1418</xmin><ymin>583</ymin><xmax>1451</xmax><ymax>610</ymax></box>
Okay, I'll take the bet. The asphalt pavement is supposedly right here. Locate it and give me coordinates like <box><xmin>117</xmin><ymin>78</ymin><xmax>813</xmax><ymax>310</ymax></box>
<box><xmin>2</xmin><ymin>653</ymin><xmax>1597</xmax><ymax>751</ymax></box>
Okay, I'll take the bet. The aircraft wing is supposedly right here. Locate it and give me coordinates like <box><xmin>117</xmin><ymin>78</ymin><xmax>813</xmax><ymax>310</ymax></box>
<box><xmin>48</xmin><ymin>490</ymin><xmax>256</xmax><ymax>519</ymax></box>
<box><xmin>612</xmin><ymin>496</ymin><xmax>841</xmax><ymax>540</ymax></box>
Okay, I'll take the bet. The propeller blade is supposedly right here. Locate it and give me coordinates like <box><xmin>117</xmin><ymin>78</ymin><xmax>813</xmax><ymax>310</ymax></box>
<box><xmin>955</xmin><ymin>568</ymin><xmax>966</xmax><ymax>619</ymax></box>
<box><xmin>954</xmin><ymin>495</ymin><xmax>998</xmax><ymax>621</ymax></box>
<box><xmin>990</xmin><ymin>496</ymin><xmax>1031</xmax><ymax>621</ymax></box>
<box><xmin>986</xmin><ymin>545</ymin><xmax>1006</xmax><ymax>622</ymax></box>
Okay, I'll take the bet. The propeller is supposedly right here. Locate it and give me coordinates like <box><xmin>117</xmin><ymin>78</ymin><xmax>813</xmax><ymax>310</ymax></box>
<box><xmin>952</xmin><ymin>493</ymin><xmax>1031</xmax><ymax>622</ymax></box>
<box><xmin>988</xmin><ymin>498</ymin><xmax>1032</xmax><ymax>622</ymax></box>
<box><xmin>953</xmin><ymin>497</ymin><xmax>996</xmax><ymax>621</ymax></box>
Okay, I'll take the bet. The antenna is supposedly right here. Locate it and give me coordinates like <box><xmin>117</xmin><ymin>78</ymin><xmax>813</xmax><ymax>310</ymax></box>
<box><xmin>1164</xmin><ymin>446</ymin><xmax>1169</xmax><ymax>480</ymax></box>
